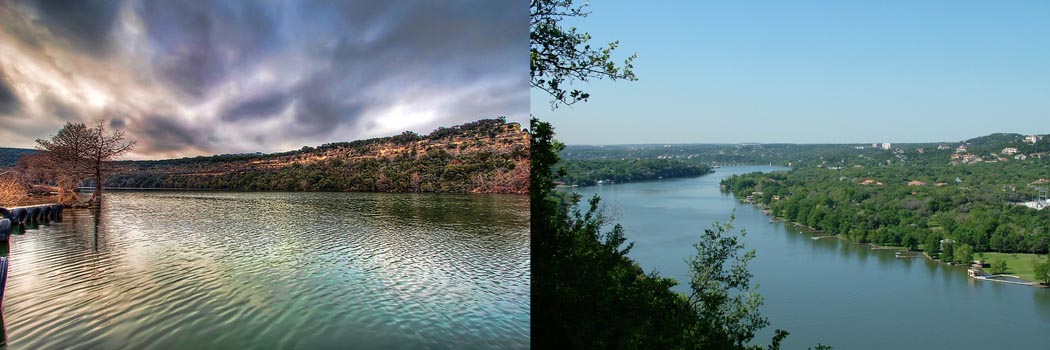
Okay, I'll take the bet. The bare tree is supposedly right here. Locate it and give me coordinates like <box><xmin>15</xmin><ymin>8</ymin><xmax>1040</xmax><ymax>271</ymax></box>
<box><xmin>0</xmin><ymin>172</ymin><xmax>28</xmax><ymax>207</ymax></box>
<box><xmin>15</xmin><ymin>152</ymin><xmax>81</xmax><ymax>205</ymax></box>
<box><xmin>35</xmin><ymin>121</ymin><xmax>135</xmax><ymax>206</ymax></box>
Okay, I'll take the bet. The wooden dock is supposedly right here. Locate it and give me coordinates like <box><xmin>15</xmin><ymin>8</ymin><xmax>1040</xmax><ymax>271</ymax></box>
<box><xmin>0</xmin><ymin>203</ymin><xmax>64</xmax><ymax>235</ymax></box>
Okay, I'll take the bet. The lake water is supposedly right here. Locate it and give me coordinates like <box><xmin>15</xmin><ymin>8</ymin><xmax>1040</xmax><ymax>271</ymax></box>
<box><xmin>572</xmin><ymin>166</ymin><xmax>1050</xmax><ymax>350</ymax></box>
<box><xmin>1</xmin><ymin>192</ymin><xmax>530</xmax><ymax>350</ymax></box>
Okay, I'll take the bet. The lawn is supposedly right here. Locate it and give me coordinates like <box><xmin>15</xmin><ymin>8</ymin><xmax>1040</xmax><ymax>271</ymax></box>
<box><xmin>976</xmin><ymin>252</ymin><xmax>1047</xmax><ymax>282</ymax></box>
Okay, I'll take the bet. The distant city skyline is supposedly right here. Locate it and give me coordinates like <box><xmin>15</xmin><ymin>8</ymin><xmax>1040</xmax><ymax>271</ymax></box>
<box><xmin>531</xmin><ymin>0</ymin><xmax>1050</xmax><ymax>145</ymax></box>
<box><xmin>0</xmin><ymin>1</ymin><xmax>527</xmax><ymax>159</ymax></box>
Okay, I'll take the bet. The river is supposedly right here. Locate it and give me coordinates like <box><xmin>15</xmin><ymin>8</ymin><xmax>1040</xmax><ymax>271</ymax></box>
<box><xmin>572</xmin><ymin>165</ymin><xmax>1050</xmax><ymax>350</ymax></box>
<box><xmin>2</xmin><ymin>192</ymin><xmax>530</xmax><ymax>349</ymax></box>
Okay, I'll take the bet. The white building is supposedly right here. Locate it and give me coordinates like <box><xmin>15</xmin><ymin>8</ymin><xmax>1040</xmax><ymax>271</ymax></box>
<box><xmin>1025</xmin><ymin>135</ymin><xmax>1042</xmax><ymax>144</ymax></box>
<box><xmin>1002</xmin><ymin>147</ymin><xmax>1019</xmax><ymax>155</ymax></box>
<box><xmin>881</xmin><ymin>143</ymin><xmax>892</xmax><ymax>150</ymax></box>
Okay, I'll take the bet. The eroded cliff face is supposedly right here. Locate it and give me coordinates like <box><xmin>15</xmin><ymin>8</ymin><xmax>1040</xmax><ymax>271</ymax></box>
<box><xmin>108</xmin><ymin>119</ymin><xmax>529</xmax><ymax>194</ymax></box>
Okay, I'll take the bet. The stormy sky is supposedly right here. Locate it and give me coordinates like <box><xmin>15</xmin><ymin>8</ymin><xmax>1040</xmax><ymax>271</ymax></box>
<box><xmin>0</xmin><ymin>0</ymin><xmax>527</xmax><ymax>159</ymax></box>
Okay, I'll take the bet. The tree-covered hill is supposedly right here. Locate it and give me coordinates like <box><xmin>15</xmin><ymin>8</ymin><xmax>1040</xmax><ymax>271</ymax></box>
<box><xmin>557</xmin><ymin>158</ymin><xmax>712</xmax><ymax>186</ymax></box>
<box><xmin>0</xmin><ymin>147</ymin><xmax>39</xmax><ymax>168</ymax></box>
<box><xmin>103</xmin><ymin>118</ymin><xmax>528</xmax><ymax>194</ymax></box>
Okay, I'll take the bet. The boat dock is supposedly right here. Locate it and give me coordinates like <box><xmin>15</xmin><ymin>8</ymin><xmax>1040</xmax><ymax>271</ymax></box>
<box><xmin>0</xmin><ymin>203</ymin><xmax>64</xmax><ymax>241</ymax></box>
<box><xmin>972</xmin><ymin>275</ymin><xmax>1036</xmax><ymax>286</ymax></box>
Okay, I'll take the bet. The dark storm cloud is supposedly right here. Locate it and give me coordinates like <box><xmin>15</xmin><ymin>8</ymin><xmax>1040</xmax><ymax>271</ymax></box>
<box><xmin>220</xmin><ymin>91</ymin><xmax>290</xmax><ymax>122</ymax></box>
<box><xmin>41</xmin><ymin>95</ymin><xmax>78</xmax><ymax>120</ymax></box>
<box><xmin>139</xmin><ymin>0</ymin><xmax>280</xmax><ymax>98</ymax></box>
<box><xmin>131</xmin><ymin>115</ymin><xmax>207</xmax><ymax>154</ymax></box>
<box><xmin>28</xmin><ymin>0</ymin><xmax>123</xmax><ymax>56</ymax></box>
<box><xmin>0</xmin><ymin>0</ymin><xmax>528</xmax><ymax>158</ymax></box>
<box><xmin>109</xmin><ymin>117</ymin><xmax>125</xmax><ymax>129</ymax></box>
<box><xmin>0</xmin><ymin>71</ymin><xmax>18</xmax><ymax>115</ymax></box>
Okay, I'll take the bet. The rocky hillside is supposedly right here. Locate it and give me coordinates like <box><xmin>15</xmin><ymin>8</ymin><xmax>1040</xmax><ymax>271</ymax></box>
<box><xmin>106</xmin><ymin>118</ymin><xmax>528</xmax><ymax>194</ymax></box>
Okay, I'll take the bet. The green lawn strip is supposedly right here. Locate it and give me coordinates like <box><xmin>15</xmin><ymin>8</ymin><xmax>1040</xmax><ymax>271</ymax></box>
<box><xmin>976</xmin><ymin>252</ymin><xmax>1043</xmax><ymax>281</ymax></box>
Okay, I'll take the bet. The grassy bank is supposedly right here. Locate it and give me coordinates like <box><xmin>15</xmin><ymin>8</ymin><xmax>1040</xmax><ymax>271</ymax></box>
<box><xmin>744</xmin><ymin>198</ymin><xmax>1047</xmax><ymax>284</ymax></box>
<box><xmin>976</xmin><ymin>252</ymin><xmax>1044</xmax><ymax>282</ymax></box>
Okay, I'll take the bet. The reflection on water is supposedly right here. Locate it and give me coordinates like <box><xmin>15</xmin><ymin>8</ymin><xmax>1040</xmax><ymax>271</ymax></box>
<box><xmin>574</xmin><ymin>166</ymin><xmax>1050</xmax><ymax>350</ymax></box>
<box><xmin>3</xmin><ymin>192</ymin><xmax>530</xmax><ymax>350</ymax></box>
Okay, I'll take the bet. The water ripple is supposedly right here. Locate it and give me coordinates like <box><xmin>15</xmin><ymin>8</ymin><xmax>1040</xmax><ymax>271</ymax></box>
<box><xmin>3</xmin><ymin>192</ymin><xmax>529</xmax><ymax>349</ymax></box>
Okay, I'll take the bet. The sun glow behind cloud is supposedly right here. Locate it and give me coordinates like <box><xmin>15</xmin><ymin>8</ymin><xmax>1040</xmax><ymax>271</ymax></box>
<box><xmin>0</xmin><ymin>1</ymin><xmax>528</xmax><ymax>159</ymax></box>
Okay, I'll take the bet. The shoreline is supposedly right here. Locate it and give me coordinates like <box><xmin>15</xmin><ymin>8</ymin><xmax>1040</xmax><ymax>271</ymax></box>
<box><xmin>558</xmin><ymin>169</ymin><xmax>717</xmax><ymax>189</ymax></box>
<box><xmin>78</xmin><ymin>187</ymin><xmax>528</xmax><ymax>195</ymax></box>
<box><xmin>741</xmin><ymin>200</ymin><xmax>1047</xmax><ymax>288</ymax></box>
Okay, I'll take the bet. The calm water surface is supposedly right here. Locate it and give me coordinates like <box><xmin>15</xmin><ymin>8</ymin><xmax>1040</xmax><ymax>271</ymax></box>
<box><xmin>573</xmin><ymin>166</ymin><xmax>1050</xmax><ymax>350</ymax></box>
<box><xmin>2</xmin><ymin>192</ymin><xmax>529</xmax><ymax>349</ymax></box>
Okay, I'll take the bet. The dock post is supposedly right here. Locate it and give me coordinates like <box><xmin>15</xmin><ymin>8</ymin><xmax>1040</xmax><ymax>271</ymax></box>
<box><xmin>0</xmin><ymin>219</ymin><xmax>9</xmax><ymax>242</ymax></box>
<box><xmin>26</xmin><ymin>207</ymin><xmax>39</xmax><ymax>223</ymax></box>
<box><xmin>13</xmin><ymin>208</ymin><xmax>26</xmax><ymax>225</ymax></box>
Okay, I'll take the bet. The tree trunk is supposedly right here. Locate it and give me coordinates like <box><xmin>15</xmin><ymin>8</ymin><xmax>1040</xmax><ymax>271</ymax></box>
<box><xmin>91</xmin><ymin>161</ymin><xmax>102</xmax><ymax>206</ymax></box>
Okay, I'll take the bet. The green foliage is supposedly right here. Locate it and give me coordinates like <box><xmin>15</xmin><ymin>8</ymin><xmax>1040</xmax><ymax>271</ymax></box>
<box><xmin>686</xmin><ymin>216</ymin><xmax>786</xmax><ymax>350</ymax></box>
<box><xmin>924</xmin><ymin>235</ymin><xmax>941</xmax><ymax>257</ymax></box>
<box><xmin>532</xmin><ymin>119</ymin><xmax>794</xmax><ymax>349</ymax></box>
<box><xmin>530</xmin><ymin>0</ymin><xmax>636</xmax><ymax>108</ymax></box>
<box><xmin>992</xmin><ymin>259</ymin><xmax>1009</xmax><ymax>275</ymax></box>
<box><xmin>953</xmin><ymin>244</ymin><xmax>974</xmax><ymax>265</ymax></box>
<box><xmin>558</xmin><ymin>158</ymin><xmax>712</xmax><ymax>186</ymax></box>
<box><xmin>721</xmin><ymin>156</ymin><xmax>1050</xmax><ymax>256</ymax></box>
<box><xmin>1033</xmin><ymin>254</ymin><xmax>1050</xmax><ymax>285</ymax></box>
<box><xmin>0</xmin><ymin>148</ymin><xmax>39</xmax><ymax>168</ymax></box>
<box><xmin>103</xmin><ymin>118</ymin><xmax>526</xmax><ymax>194</ymax></box>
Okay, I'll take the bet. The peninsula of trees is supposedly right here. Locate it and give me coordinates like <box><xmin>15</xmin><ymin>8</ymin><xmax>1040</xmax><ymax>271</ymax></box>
<box><xmin>720</xmin><ymin>133</ymin><xmax>1050</xmax><ymax>256</ymax></box>
<box><xmin>557</xmin><ymin>158</ymin><xmax>712</xmax><ymax>186</ymax></box>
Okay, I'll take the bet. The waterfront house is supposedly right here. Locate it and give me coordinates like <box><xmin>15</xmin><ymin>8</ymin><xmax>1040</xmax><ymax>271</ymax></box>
<box><xmin>968</xmin><ymin>263</ymin><xmax>985</xmax><ymax>278</ymax></box>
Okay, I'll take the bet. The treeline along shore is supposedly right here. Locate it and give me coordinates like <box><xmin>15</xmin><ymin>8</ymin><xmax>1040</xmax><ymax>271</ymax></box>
<box><xmin>7</xmin><ymin>118</ymin><xmax>529</xmax><ymax>196</ymax></box>
<box><xmin>719</xmin><ymin>134</ymin><xmax>1050</xmax><ymax>285</ymax></box>
<box><xmin>107</xmin><ymin>118</ymin><xmax>529</xmax><ymax>194</ymax></box>
<box><xmin>554</xmin><ymin>133</ymin><xmax>1050</xmax><ymax>284</ymax></box>
<box><xmin>556</xmin><ymin>158</ymin><xmax>712</xmax><ymax>186</ymax></box>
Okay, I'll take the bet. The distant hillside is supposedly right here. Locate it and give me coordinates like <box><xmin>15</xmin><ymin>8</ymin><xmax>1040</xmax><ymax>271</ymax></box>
<box><xmin>0</xmin><ymin>147</ymin><xmax>39</xmax><ymax>168</ymax></box>
<box><xmin>561</xmin><ymin>132</ymin><xmax>1050</xmax><ymax>168</ymax></box>
<box><xmin>105</xmin><ymin>118</ymin><xmax>528</xmax><ymax>194</ymax></box>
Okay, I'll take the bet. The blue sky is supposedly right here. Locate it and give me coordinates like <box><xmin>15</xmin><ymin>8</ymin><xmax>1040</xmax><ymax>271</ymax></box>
<box><xmin>531</xmin><ymin>0</ymin><xmax>1050</xmax><ymax>144</ymax></box>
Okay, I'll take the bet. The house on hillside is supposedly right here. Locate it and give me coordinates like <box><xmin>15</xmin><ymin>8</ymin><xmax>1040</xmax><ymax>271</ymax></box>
<box><xmin>1025</xmin><ymin>135</ymin><xmax>1043</xmax><ymax>144</ymax></box>
<box><xmin>1002</xmin><ymin>147</ymin><xmax>1019</xmax><ymax>155</ymax></box>
<box><xmin>955</xmin><ymin>145</ymin><xmax>968</xmax><ymax>153</ymax></box>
